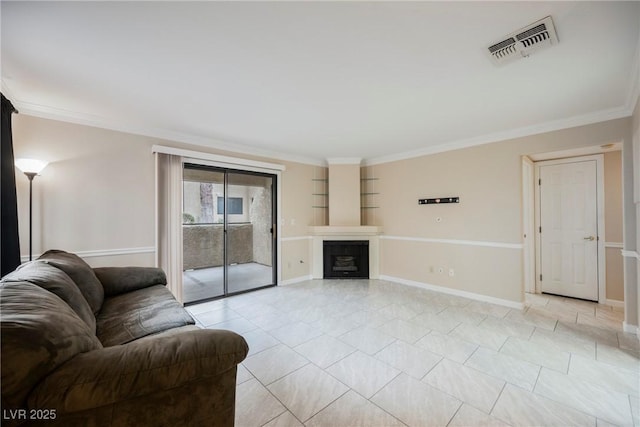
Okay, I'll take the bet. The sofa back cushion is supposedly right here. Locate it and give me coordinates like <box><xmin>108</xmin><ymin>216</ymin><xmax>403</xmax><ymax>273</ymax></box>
<box><xmin>0</xmin><ymin>281</ymin><xmax>102</xmax><ymax>409</ymax></box>
<box><xmin>38</xmin><ymin>250</ymin><xmax>104</xmax><ymax>314</ymax></box>
<box><xmin>1</xmin><ymin>261</ymin><xmax>96</xmax><ymax>333</ymax></box>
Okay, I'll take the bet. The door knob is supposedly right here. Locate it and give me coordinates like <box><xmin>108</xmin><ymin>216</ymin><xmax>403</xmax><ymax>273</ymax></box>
<box><xmin>583</xmin><ymin>236</ymin><xmax>595</xmax><ymax>241</ymax></box>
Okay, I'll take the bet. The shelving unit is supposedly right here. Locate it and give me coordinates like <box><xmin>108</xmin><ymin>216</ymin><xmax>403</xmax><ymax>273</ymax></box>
<box><xmin>360</xmin><ymin>176</ymin><xmax>380</xmax><ymax>225</ymax></box>
<box><xmin>360</xmin><ymin>178</ymin><xmax>379</xmax><ymax>209</ymax></box>
<box><xmin>311</xmin><ymin>172</ymin><xmax>328</xmax><ymax>225</ymax></box>
<box><xmin>311</xmin><ymin>178</ymin><xmax>328</xmax><ymax>209</ymax></box>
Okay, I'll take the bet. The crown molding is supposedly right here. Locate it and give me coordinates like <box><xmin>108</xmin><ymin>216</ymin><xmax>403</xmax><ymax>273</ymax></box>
<box><xmin>11</xmin><ymin>98</ymin><xmax>327</xmax><ymax>167</ymax></box>
<box><xmin>326</xmin><ymin>157</ymin><xmax>362</xmax><ymax>165</ymax></box>
<box><xmin>0</xmin><ymin>80</ymin><xmax>18</xmax><ymax>107</ymax></box>
<box><xmin>528</xmin><ymin>141</ymin><xmax>622</xmax><ymax>162</ymax></box>
<box><xmin>625</xmin><ymin>29</ymin><xmax>640</xmax><ymax>114</ymax></box>
<box><xmin>7</xmin><ymin>77</ymin><xmax>636</xmax><ymax>170</ymax></box>
<box><xmin>363</xmin><ymin>106</ymin><xmax>631</xmax><ymax>166</ymax></box>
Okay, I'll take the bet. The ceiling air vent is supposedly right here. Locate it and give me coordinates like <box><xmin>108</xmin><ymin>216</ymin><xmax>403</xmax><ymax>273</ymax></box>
<box><xmin>487</xmin><ymin>16</ymin><xmax>558</xmax><ymax>65</ymax></box>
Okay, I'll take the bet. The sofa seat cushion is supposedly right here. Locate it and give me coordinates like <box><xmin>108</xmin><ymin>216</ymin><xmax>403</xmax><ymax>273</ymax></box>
<box><xmin>38</xmin><ymin>250</ymin><xmax>105</xmax><ymax>315</ymax></box>
<box><xmin>96</xmin><ymin>285</ymin><xmax>195</xmax><ymax>346</ymax></box>
<box><xmin>1</xmin><ymin>260</ymin><xmax>96</xmax><ymax>333</ymax></box>
<box><xmin>0</xmin><ymin>281</ymin><xmax>103</xmax><ymax>409</ymax></box>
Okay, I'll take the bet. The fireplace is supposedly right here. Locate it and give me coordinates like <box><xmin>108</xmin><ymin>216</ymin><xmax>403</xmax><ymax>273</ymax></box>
<box><xmin>323</xmin><ymin>240</ymin><xmax>369</xmax><ymax>279</ymax></box>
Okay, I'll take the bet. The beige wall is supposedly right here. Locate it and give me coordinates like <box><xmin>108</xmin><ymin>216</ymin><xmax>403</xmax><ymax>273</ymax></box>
<box><xmin>366</xmin><ymin>117</ymin><xmax>632</xmax><ymax>304</ymax></box>
<box><xmin>13</xmin><ymin>115</ymin><xmax>157</xmax><ymax>266</ymax></box>
<box><xmin>12</xmin><ymin>114</ymin><xmax>318</xmax><ymax>281</ymax></box>
<box><xmin>604</xmin><ymin>151</ymin><xmax>624</xmax><ymax>301</ymax></box>
<box><xmin>605</xmin><ymin>151</ymin><xmax>624</xmax><ymax>242</ymax></box>
<box><xmin>328</xmin><ymin>163</ymin><xmax>361</xmax><ymax>226</ymax></box>
<box><xmin>12</xmin><ymin>113</ymin><xmax>636</xmax><ymax>307</ymax></box>
<box><xmin>280</xmin><ymin>162</ymin><xmax>327</xmax><ymax>280</ymax></box>
<box><xmin>605</xmin><ymin>247</ymin><xmax>625</xmax><ymax>302</ymax></box>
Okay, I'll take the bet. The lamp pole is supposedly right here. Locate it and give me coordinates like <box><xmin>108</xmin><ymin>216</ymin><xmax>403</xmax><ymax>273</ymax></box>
<box><xmin>15</xmin><ymin>159</ymin><xmax>48</xmax><ymax>263</ymax></box>
<box><xmin>24</xmin><ymin>172</ymin><xmax>37</xmax><ymax>261</ymax></box>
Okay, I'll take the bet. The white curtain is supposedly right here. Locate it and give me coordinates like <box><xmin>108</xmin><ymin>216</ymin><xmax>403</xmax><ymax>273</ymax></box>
<box><xmin>155</xmin><ymin>152</ymin><xmax>184</xmax><ymax>303</ymax></box>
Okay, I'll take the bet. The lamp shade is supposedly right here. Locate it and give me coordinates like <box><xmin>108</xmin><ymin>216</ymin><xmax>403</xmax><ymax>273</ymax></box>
<box><xmin>15</xmin><ymin>158</ymin><xmax>48</xmax><ymax>174</ymax></box>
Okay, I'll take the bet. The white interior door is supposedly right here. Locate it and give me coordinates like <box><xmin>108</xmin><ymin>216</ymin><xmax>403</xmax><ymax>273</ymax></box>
<box><xmin>538</xmin><ymin>159</ymin><xmax>599</xmax><ymax>301</ymax></box>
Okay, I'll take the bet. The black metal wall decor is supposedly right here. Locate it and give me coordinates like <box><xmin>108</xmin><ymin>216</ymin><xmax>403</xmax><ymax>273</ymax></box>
<box><xmin>418</xmin><ymin>197</ymin><xmax>459</xmax><ymax>205</ymax></box>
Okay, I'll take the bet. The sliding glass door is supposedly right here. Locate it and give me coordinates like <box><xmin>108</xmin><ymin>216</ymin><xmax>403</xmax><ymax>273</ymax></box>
<box><xmin>182</xmin><ymin>164</ymin><xmax>276</xmax><ymax>304</ymax></box>
<box><xmin>226</xmin><ymin>171</ymin><xmax>275</xmax><ymax>293</ymax></box>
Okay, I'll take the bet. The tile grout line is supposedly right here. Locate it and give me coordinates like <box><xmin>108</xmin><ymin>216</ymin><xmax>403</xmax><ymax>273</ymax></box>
<box><xmin>299</xmin><ymin>387</ymin><xmax>350</xmax><ymax>426</ymax></box>
<box><xmin>226</xmin><ymin>281</ymin><xmax>630</xmax><ymax>426</ymax></box>
<box><xmin>443</xmin><ymin>401</ymin><xmax>464</xmax><ymax>427</ymax></box>
<box><xmin>357</xmin><ymin>388</ymin><xmax>410</xmax><ymax>427</ymax></box>
<box><xmin>488</xmin><ymin>381</ymin><xmax>508</xmax><ymax>418</ymax></box>
<box><xmin>531</xmin><ymin>362</ymin><xmax>544</xmax><ymax>392</ymax></box>
<box><xmin>258</xmin><ymin>408</ymin><xmax>289</xmax><ymax>427</ymax></box>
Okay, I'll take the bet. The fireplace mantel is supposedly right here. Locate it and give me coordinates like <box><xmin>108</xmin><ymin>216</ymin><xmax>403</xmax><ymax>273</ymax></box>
<box><xmin>309</xmin><ymin>226</ymin><xmax>382</xmax><ymax>279</ymax></box>
<box><xmin>309</xmin><ymin>225</ymin><xmax>382</xmax><ymax>236</ymax></box>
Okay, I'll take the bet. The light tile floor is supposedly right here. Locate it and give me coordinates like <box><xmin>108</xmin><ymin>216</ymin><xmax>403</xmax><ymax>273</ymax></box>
<box><xmin>186</xmin><ymin>279</ymin><xmax>639</xmax><ymax>427</ymax></box>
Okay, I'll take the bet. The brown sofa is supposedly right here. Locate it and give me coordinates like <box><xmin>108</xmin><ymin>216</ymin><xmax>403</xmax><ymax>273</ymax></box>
<box><xmin>1</xmin><ymin>250</ymin><xmax>248</xmax><ymax>427</ymax></box>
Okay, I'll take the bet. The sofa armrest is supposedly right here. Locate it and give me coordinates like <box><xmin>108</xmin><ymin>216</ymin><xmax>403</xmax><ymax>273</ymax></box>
<box><xmin>28</xmin><ymin>329</ymin><xmax>249</xmax><ymax>414</ymax></box>
<box><xmin>93</xmin><ymin>267</ymin><xmax>167</xmax><ymax>296</ymax></box>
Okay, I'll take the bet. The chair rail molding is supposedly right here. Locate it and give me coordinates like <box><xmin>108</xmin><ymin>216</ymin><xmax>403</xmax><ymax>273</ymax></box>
<box><xmin>20</xmin><ymin>246</ymin><xmax>156</xmax><ymax>263</ymax></box>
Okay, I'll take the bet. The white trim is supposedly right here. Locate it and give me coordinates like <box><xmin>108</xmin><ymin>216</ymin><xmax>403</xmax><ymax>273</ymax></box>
<box><xmin>281</xmin><ymin>236</ymin><xmax>312</xmax><ymax>242</ymax></box>
<box><xmin>152</xmin><ymin>144</ymin><xmax>286</xmax><ymax>172</ymax></box>
<box><xmin>364</xmin><ymin>106</ymin><xmax>631</xmax><ymax>166</ymax></box>
<box><xmin>380</xmin><ymin>235</ymin><xmax>522</xmax><ymax>249</ymax></box>
<box><xmin>310</xmin><ymin>226</ymin><xmax>382</xmax><ymax>236</ymax></box>
<box><xmin>380</xmin><ymin>275</ymin><xmax>524</xmax><ymax>310</ymax></box>
<box><xmin>9</xmin><ymin>93</ymin><xmax>634</xmax><ymax>170</ymax></box>
<box><xmin>21</xmin><ymin>246</ymin><xmax>155</xmax><ymax>263</ymax></box>
<box><xmin>621</xmin><ymin>250</ymin><xmax>640</xmax><ymax>260</ymax></box>
<box><xmin>522</xmin><ymin>156</ymin><xmax>536</xmax><ymax>293</ymax></box>
<box><xmin>534</xmin><ymin>154</ymin><xmax>606</xmax><ymax>303</ymax></box>
<box><xmin>13</xmin><ymin>99</ymin><xmax>324</xmax><ymax>166</ymax></box>
<box><xmin>279</xmin><ymin>275</ymin><xmax>313</xmax><ymax>286</ymax></box>
<box><xmin>326</xmin><ymin>157</ymin><xmax>362</xmax><ymax>165</ymax></box>
<box><xmin>625</xmin><ymin>29</ymin><xmax>640</xmax><ymax>114</ymax></box>
<box><xmin>528</xmin><ymin>143</ymin><xmax>622</xmax><ymax>162</ymax></box>
<box><xmin>605</xmin><ymin>299</ymin><xmax>625</xmax><ymax>308</ymax></box>
<box><xmin>623</xmin><ymin>322</ymin><xmax>639</xmax><ymax>335</ymax></box>
<box><xmin>604</xmin><ymin>242</ymin><xmax>624</xmax><ymax>249</ymax></box>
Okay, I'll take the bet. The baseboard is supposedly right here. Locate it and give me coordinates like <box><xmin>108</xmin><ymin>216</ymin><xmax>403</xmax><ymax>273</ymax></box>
<box><xmin>279</xmin><ymin>275</ymin><xmax>312</xmax><ymax>286</ymax></box>
<box><xmin>604</xmin><ymin>299</ymin><xmax>625</xmax><ymax>308</ymax></box>
<box><xmin>622</xmin><ymin>321</ymin><xmax>639</xmax><ymax>335</ymax></box>
<box><xmin>379</xmin><ymin>275</ymin><xmax>524</xmax><ymax>310</ymax></box>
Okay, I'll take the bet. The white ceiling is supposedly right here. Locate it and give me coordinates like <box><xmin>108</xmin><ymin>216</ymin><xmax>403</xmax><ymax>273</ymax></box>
<box><xmin>2</xmin><ymin>1</ymin><xmax>639</xmax><ymax>165</ymax></box>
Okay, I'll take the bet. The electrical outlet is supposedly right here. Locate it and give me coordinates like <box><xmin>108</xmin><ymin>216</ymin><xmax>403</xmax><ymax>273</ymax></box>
<box><xmin>438</xmin><ymin>267</ymin><xmax>444</xmax><ymax>274</ymax></box>
<box><xmin>449</xmin><ymin>268</ymin><xmax>455</xmax><ymax>277</ymax></box>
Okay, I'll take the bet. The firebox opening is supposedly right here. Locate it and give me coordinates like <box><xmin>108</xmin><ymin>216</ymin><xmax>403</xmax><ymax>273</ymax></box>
<box><xmin>323</xmin><ymin>240</ymin><xmax>369</xmax><ymax>279</ymax></box>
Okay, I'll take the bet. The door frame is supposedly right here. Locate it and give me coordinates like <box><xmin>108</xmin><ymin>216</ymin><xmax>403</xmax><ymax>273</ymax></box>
<box><xmin>183</xmin><ymin>156</ymin><xmax>282</xmax><ymax>293</ymax></box>
<box><xmin>533</xmin><ymin>154</ymin><xmax>605</xmax><ymax>302</ymax></box>
<box><xmin>522</xmin><ymin>156</ymin><xmax>536</xmax><ymax>294</ymax></box>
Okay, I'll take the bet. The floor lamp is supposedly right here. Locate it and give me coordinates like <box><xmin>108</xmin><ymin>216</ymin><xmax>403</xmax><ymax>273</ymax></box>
<box><xmin>15</xmin><ymin>158</ymin><xmax>48</xmax><ymax>261</ymax></box>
